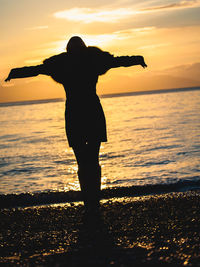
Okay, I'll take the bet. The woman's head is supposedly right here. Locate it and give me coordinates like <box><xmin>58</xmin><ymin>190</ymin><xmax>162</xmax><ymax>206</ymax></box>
<box><xmin>66</xmin><ymin>36</ymin><xmax>87</xmax><ymax>53</ymax></box>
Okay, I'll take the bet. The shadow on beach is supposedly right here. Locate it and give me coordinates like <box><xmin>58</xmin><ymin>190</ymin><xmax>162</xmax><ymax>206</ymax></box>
<box><xmin>65</xmin><ymin>213</ymin><xmax>151</xmax><ymax>267</ymax></box>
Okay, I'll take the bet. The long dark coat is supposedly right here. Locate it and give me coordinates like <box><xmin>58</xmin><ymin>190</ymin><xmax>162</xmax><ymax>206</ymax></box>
<box><xmin>7</xmin><ymin>47</ymin><xmax>141</xmax><ymax>147</ymax></box>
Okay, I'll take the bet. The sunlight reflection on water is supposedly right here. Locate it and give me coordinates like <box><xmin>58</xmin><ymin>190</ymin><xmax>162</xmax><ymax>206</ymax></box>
<box><xmin>0</xmin><ymin>90</ymin><xmax>200</xmax><ymax>194</ymax></box>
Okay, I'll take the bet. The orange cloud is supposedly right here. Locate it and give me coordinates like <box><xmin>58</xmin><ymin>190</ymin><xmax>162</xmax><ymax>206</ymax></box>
<box><xmin>53</xmin><ymin>7</ymin><xmax>138</xmax><ymax>23</ymax></box>
<box><xmin>141</xmin><ymin>0</ymin><xmax>200</xmax><ymax>12</ymax></box>
<box><xmin>53</xmin><ymin>1</ymin><xmax>200</xmax><ymax>25</ymax></box>
<box><xmin>26</xmin><ymin>26</ymin><xmax>49</xmax><ymax>30</ymax></box>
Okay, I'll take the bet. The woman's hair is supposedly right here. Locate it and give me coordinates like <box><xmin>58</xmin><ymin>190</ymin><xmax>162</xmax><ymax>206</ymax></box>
<box><xmin>66</xmin><ymin>36</ymin><xmax>87</xmax><ymax>53</ymax></box>
<box><xmin>43</xmin><ymin>36</ymin><xmax>113</xmax><ymax>83</ymax></box>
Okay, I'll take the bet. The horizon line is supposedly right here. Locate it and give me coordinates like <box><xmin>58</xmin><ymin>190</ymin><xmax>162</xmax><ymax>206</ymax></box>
<box><xmin>0</xmin><ymin>86</ymin><xmax>200</xmax><ymax>107</ymax></box>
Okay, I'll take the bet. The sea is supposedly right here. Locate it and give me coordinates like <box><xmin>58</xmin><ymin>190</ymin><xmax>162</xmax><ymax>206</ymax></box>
<box><xmin>0</xmin><ymin>87</ymin><xmax>200</xmax><ymax>207</ymax></box>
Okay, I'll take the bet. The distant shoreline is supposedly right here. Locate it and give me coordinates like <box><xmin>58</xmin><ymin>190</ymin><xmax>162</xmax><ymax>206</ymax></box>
<box><xmin>0</xmin><ymin>97</ymin><xmax>64</xmax><ymax>108</ymax></box>
<box><xmin>101</xmin><ymin>86</ymin><xmax>200</xmax><ymax>99</ymax></box>
<box><xmin>0</xmin><ymin>86</ymin><xmax>200</xmax><ymax>107</ymax></box>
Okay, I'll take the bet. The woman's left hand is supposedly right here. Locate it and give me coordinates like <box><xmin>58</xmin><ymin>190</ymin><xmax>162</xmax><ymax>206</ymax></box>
<box><xmin>138</xmin><ymin>56</ymin><xmax>147</xmax><ymax>68</ymax></box>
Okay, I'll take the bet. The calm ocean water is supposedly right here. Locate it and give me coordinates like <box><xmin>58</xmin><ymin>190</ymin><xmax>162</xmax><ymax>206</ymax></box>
<box><xmin>0</xmin><ymin>88</ymin><xmax>200</xmax><ymax>203</ymax></box>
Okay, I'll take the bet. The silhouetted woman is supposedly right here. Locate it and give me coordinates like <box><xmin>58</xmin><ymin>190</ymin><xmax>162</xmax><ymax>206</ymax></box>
<box><xmin>5</xmin><ymin>36</ymin><xmax>147</xmax><ymax>213</ymax></box>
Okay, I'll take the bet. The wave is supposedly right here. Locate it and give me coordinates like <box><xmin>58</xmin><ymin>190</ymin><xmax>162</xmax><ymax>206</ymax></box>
<box><xmin>1</xmin><ymin>178</ymin><xmax>200</xmax><ymax>209</ymax></box>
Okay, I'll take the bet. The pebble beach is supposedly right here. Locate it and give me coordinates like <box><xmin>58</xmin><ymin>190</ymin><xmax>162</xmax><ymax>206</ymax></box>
<box><xmin>0</xmin><ymin>190</ymin><xmax>200</xmax><ymax>266</ymax></box>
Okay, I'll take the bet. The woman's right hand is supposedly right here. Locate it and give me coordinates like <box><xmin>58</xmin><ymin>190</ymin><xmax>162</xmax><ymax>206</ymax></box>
<box><xmin>5</xmin><ymin>77</ymin><xmax>10</xmax><ymax>82</ymax></box>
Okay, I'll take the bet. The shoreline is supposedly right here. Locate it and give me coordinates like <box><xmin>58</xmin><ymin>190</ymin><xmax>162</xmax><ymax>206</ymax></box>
<box><xmin>1</xmin><ymin>190</ymin><xmax>200</xmax><ymax>266</ymax></box>
<box><xmin>1</xmin><ymin>180</ymin><xmax>200</xmax><ymax>209</ymax></box>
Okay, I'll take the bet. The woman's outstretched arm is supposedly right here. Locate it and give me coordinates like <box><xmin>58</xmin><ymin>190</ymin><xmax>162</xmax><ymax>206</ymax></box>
<box><xmin>111</xmin><ymin>55</ymin><xmax>147</xmax><ymax>69</ymax></box>
<box><xmin>98</xmin><ymin>52</ymin><xmax>147</xmax><ymax>75</ymax></box>
<box><xmin>5</xmin><ymin>64</ymin><xmax>49</xmax><ymax>82</ymax></box>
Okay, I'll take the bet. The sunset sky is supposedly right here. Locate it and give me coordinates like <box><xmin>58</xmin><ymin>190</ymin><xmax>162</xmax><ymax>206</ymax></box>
<box><xmin>1</xmin><ymin>0</ymin><xmax>200</xmax><ymax>103</ymax></box>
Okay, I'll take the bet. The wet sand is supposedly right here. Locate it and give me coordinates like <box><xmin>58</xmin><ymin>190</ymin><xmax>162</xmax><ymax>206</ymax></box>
<box><xmin>0</xmin><ymin>191</ymin><xmax>200</xmax><ymax>266</ymax></box>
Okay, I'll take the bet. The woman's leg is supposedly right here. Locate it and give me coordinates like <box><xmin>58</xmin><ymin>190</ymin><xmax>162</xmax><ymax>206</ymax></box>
<box><xmin>72</xmin><ymin>141</ymin><xmax>100</xmax><ymax>167</ymax></box>
<box><xmin>72</xmin><ymin>142</ymin><xmax>101</xmax><ymax>212</ymax></box>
